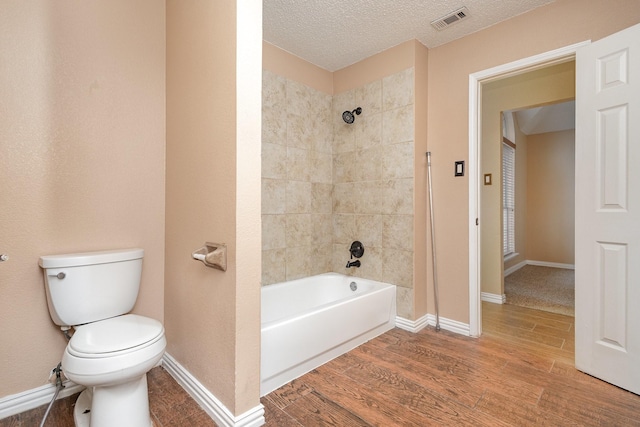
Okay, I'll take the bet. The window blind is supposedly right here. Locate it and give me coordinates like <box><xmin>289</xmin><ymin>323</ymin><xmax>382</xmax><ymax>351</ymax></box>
<box><xmin>503</xmin><ymin>142</ymin><xmax>515</xmax><ymax>255</ymax></box>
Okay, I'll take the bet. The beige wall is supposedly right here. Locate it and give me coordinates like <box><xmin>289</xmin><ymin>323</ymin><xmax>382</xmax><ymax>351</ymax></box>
<box><xmin>526</xmin><ymin>130</ymin><xmax>575</xmax><ymax>264</ymax></box>
<box><xmin>333</xmin><ymin>40</ymin><xmax>416</xmax><ymax>94</ymax></box>
<box><xmin>0</xmin><ymin>1</ymin><xmax>165</xmax><ymax>398</ymax></box>
<box><xmin>428</xmin><ymin>0</ymin><xmax>640</xmax><ymax>322</ymax></box>
<box><xmin>165</xmin><ymin>0</ymin><xmax>262</xmax><ymax>415</ymax></box>
<box><xmin>480</xmin><ymin>61</ymin><xmax>575</xmax><ymax>296</ymax></box>
<box><xmin>263</xmin><ymin>42</ymin><xmax>333</xmax><ymax>94</ymax></box>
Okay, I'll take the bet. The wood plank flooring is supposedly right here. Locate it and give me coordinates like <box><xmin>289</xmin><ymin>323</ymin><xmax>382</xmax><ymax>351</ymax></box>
<box><xmin>0</xmin><ymin>367</ymin><xmax>217</xmax><ymax>427</ymax></box>
<box><xmin>262</xmin><ymin>302</ymin><xmax>640</xmax><ymax>426</ymax></box>
<box><xmin>4</xmin><ymin>303</ymin><xmax>640</xmax><ymax>426</ymax></box>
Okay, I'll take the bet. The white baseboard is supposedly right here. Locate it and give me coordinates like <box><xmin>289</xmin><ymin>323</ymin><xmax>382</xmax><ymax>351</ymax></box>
<box><xmin>504</xmin><ymin>260</ymin><xmax>527</xmax><ymax>276</ymax></box>
<box><xmin>481</xmin><ymin>292</ymin><xmax>506</xmax><ymax>304</ymax></box>
<box><xmin>395</xmin><ymin>314</ymin><xmax>429</xmax><ymax>333</ymax></box>
<box><xmin>0</xmin><ymin>380</ymin><xmax>84</xmax><ymax>421</ymax></box>
<box><xmin>162</xmin><ymin>353</ymin><xmax>264</xmax><ymax>427</ymax></box>
<box><xmin>526</xmin><ymin>260</ymin><xmax>575</xmax><ymax>270</ymax></box>
<box><xmin>396</xmin><ymin>314</ymin><xmax>471</xmax><ymax>336</ymax></box>
<box><xmin>504</xmin><ymin>259</ymin><xmax>574</xmax><ymax>277</ymax></box>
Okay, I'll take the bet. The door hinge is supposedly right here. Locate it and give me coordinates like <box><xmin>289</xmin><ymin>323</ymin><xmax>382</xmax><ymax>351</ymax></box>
<box><xmin>475</xmin><ymin>218</ymin><xmax>479</xmax><ymax>226</ymax></box>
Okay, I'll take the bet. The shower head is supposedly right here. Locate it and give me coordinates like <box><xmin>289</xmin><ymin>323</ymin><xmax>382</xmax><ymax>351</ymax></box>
<box><xmin>342</xmin><ymin>107</ymin><xmax>362</xmax><ymax>124</ymax></box>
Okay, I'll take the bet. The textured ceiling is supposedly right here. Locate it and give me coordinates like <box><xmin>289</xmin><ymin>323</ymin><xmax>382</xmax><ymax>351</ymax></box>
<box><xmin>264</xmin><ymin>0</ymin><xmax>556</xmax><ymax>71</ymax></box>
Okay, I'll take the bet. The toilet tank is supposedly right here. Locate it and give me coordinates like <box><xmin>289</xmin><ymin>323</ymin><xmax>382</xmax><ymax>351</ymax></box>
<box><xmin>39</xmin><ymin>248</ymin><xmax>144</xmax><ymax>327</ymax></box>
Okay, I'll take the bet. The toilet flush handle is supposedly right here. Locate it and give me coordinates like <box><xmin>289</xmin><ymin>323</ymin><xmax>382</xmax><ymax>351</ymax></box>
<box><xmin>48</xmin><ymin>272</ymin><xmax>66</xmax><ymax>280</ymax></box>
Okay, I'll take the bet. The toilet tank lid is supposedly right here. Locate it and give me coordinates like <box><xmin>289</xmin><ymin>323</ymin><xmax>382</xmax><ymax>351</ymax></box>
<box><xmin>39</xmin><ymin>248</ymin><xmax>144</xmax><ymax>269</ymax></box>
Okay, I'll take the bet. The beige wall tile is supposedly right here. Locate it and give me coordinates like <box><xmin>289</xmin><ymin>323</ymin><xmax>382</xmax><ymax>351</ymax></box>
<box><xmin>263</xmin><ymin>107</ymin><xmax>287</xmax><ymax>145</ymax></box>
<box><xmin>262</xmin><ymin>248</ymin><xmax>286</xmax><ymax>285</ymax></box>
<box><xmin>285</xmin><ymin>213</ymin><xmax>313</xmax><ymax>247</ymax></box>
<box><xmin>356</xmin><ymin>79</ymin><xmax>382</xmax><ymax>115</ymax></box>
<box><xmin>333</xmin><ymin>89</ymin><xmax>356</xmax><ymax>121</ymax></box>
<box><xmin>382</xmin><ymin>178</ymin><xmax>413</xmax><ymax>215</ymax></box>
<box><xmin>383</xmin><ymin>67</ymin><xmax>414</xmax><ymax>110</ymax></box>
<box><xmin>383</xmin><ymin>104</ymin><xmax>415</xmax><ymax>144</ymax></box>
<box><xmin>262</xmin><ymin>214</ymin><xmax>286</xmax><ymax>250</ymax></box>
<box><xmin>286</xmin><ymin>246</ymin><xmax>312</xmax><ymax>280</ymax></box>
<box><xmin>310</xmin><ymin>243</ymin><xmax>333</xmax><ymax>276</ymax></box>
<box><xmin>356</xmin><ymin>146</ymin><xmax>383</xmax><ymax>181</ymax></box>
<box><xmin>333</xmin><ymin>213</ymin><xmax>357</xmax><ymax>243</ymax></box>
<box><xmin>286</xmin><ymin>146</ymin><xmax>311</xmax><ymax>181</ymax></box>
<box><xmin>287</xmin><ymin>79</ymin><xmax>315</xmax><ymax>118</ymax></box>
<box><xmin>311</xmin><ymin>183</ymin><xmax>333</xmax><ymax>213</ymax></box>
<box><xmin>356</xmin><ymin>112</ymin><xmax>383</xmax><ymax>150</ymax></box>
<box><xmin>355</xmin><ymin>214</ymin><xmax>383</xmax><ymax>248</ymax></box>
<box><xmin>263</xmin><ymin>67</ymin><xmax>415</xmax><ymax>303</ymax></box>
<box><xmin>383</xmin><ymin>215</ymin><xmax>414</xmax><ymax>251</ymax></box>
<box><xmin>262</xmin><ymin>178</ymin><xmax>286</xmax><ymax>214</ymax></box>
<box><xmin>286</xmin><ymin>180</ymin><xmax>312</xmax><ymax>213</ymax></box>
<box><xmin>353</xmin><ymin>246</ymin><xmax>383</xmax><ymax>280</ymax></box>
<box><xmin>396</xmin><ymin>286</ymin><xmax>414</xmax><ymax>318</ymax></box>
<box><xmin>262</xmin><ymin>142</ymin><xmax>287</xmax><ymax>179</ymax></box>
<box><xmin>263</xmin><ymin>70</ymin><xmax>286</xmax><ymax>109</ymax></box>
<box><xmin>333</xmin><ymin>121</ymin><xmax>356</xmax><ymax>154</ymax></box>
<box><xmin>382</xmin><ymin>249</ymin><xmax>414</xmax><ymax>288</ymax></box>
<box><xmin>333</xmin><ymin>89</ymin><xmax>357</xmax><ymax>153</ymax></box>
<box><xmin>333</xmin><ymin>151</ymin><xmax>357</xmax><ymax>183</ymax></box>
<box><xmin>287</xmin><ymin>113</ymin><xmax>313</xmax><ymax>150</ymax></box>
<box><xmin>310</xmin><ymin>150</ymin><xmax>332</xmax><ymax>183</ymax></box>
<box><xmin>354</xmin><ymin>180</ymin><xmax>383</xmax><ymax>214</ymax></box>
<box><xmin>333</xmin><ymin>183</ymin><xmax>356</xmax><ymax>213</ymax></box>
<box><xmin>262</xmin><ymin>71</ymin><xmax>287</xmax><ymax>145</ymax></box>
<box><xmin>382</xmin><ymin>141</ymin><xmax>414</xmax><ymax>180</ymax></box>
<box><xmin>312</xmin><ymin>214</ymin><xmax>333</xmax><ymax>245</ymax></box>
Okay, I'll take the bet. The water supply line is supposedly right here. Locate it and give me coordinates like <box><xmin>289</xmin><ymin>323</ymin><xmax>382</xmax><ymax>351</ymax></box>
<box><xmin>426</xmin><ymin>152</ymin><xmax>441</xmax><ymax>332</ymax></box>
<box><xmin>39</xmin><ymin>362</ymin><xmax>65</xmax><ymax>427</ymax></box>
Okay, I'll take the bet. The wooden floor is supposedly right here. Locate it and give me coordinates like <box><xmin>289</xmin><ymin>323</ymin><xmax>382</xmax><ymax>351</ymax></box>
<box><xmin>4</xmin><ymin>303</ymin><xmax>640</xmax><ymax>426</ymax></box>
<box><xmin>0</xmin><ymin>367</ymin><xmax>216</xmax><ymax>427</ymax></box>
<box><xmin>262</xmin><ymin>302</ymin><xmax>640</xmax><ymax>426</ymax></box>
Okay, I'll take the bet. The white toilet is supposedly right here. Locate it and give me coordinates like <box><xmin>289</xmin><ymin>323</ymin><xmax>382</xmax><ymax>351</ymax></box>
<box><xmin>39</xmin><ymin>248</ymin><xmax>166</xmax><ymax>427</ymax></box>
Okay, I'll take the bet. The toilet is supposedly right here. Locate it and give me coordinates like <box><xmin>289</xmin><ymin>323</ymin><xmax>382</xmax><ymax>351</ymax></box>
<box><xmin>39</xmin><ymin>248</ymin><xmax>166</xmax><ymax>427</ymax></box>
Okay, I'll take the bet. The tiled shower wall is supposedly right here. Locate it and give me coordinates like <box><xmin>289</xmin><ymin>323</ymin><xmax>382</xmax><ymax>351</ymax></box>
<box><xmin>262</xmin><ymin>68</ymin><xmax>415</xmax><ymax>315</ymax></box>
<box><xmin>262</xmin><ymin>71</ymin><xmax>334</xmax><ymax>284</ymax></box>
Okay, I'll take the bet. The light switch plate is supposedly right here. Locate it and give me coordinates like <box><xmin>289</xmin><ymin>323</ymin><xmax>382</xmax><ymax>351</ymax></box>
<box><xmin>455</xmin><ymin>161</ymin><xmax>464</xmax><ymax>177</ymax></box>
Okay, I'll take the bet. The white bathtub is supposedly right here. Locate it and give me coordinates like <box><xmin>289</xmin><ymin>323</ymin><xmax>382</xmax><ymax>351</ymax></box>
<box><xmin>260</xmin><ymin>272</ymin><xmax>396</xmax><ymax>396</ymax></box>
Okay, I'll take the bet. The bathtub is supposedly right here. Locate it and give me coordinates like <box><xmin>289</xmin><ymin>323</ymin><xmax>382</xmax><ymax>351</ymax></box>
<box><xmin>260</xmin><ymin>272</ymin><xmax>396</xmax><ymax>396</ymax></box>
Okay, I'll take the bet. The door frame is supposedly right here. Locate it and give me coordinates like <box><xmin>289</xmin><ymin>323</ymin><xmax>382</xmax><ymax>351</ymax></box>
<box><xmin>468</xmin><ymin>41</ymin><xmax>590</xmax><ymax>337</ymax></box>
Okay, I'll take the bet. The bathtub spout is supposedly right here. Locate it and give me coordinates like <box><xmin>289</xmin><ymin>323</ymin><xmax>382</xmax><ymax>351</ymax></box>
<box><xmin>346</xmin><ymin>260</ymin><xmax>361</xmax><ymax>268</ymax></box>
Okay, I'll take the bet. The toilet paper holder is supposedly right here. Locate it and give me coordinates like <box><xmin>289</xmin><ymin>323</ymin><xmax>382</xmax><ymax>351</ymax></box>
<box><xmin>192</xmin><ymin>242</ymin><xmax>227</xmax><ymax>271</ymax></box>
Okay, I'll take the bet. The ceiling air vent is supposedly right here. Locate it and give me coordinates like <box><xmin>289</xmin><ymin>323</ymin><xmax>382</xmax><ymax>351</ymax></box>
<box><xmin>431</xmin><ymin>7</ymin><xmax>470</xmax><ymax>30</ymax></box>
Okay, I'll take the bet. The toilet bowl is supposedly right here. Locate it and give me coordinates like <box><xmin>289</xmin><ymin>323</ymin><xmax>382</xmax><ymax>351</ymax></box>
<box><xmin>63</xmin><ymin>315</ymin><xmax>166</xmax><ymax>427</ymax></box>
<box><xmin>39</xmin><ymin>248</ymin><xmax>165</xmax><ymax>427</ymax></box>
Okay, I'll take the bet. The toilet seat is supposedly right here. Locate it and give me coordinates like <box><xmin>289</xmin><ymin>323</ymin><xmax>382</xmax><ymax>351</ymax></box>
<box><xmin>68</xmin><ymin>314</ymin><xmax>164</xmax><ymax>358</ymax></box>
<box><xmin>62</xmin><ymin>314</ymin><xmax>166</xmax><ymax>388</ymax></box>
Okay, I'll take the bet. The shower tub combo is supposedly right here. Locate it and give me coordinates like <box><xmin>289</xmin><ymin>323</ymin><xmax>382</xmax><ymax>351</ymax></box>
<box><xmin>260</xmin><ymin>272</ymin><xmax>396</xmax><ymax>396</ymax></box>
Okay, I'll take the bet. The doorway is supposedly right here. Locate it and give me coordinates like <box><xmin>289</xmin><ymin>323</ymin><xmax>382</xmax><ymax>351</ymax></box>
<box><xmin>467</xmin><ymin>41</ymin><xmax>589</xmax><ymax>337</ymax></box>
<box><xmin>500</xmin><ymin>102</ymin><xmax>576</xmax><ymax>316</ymax></box>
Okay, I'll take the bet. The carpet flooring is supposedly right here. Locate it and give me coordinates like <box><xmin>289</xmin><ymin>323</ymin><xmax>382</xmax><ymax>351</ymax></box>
<box><xmin>504</xmin><ymin>265</ymin><xmax>575</xmax><ymax>316</ymax></box>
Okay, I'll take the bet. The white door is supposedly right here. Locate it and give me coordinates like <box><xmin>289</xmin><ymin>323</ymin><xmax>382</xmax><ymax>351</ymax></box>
<box><xmin>575</xmin><ymin>23</ymin><xmax>640</xmax><ymax>394</ymax></box>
